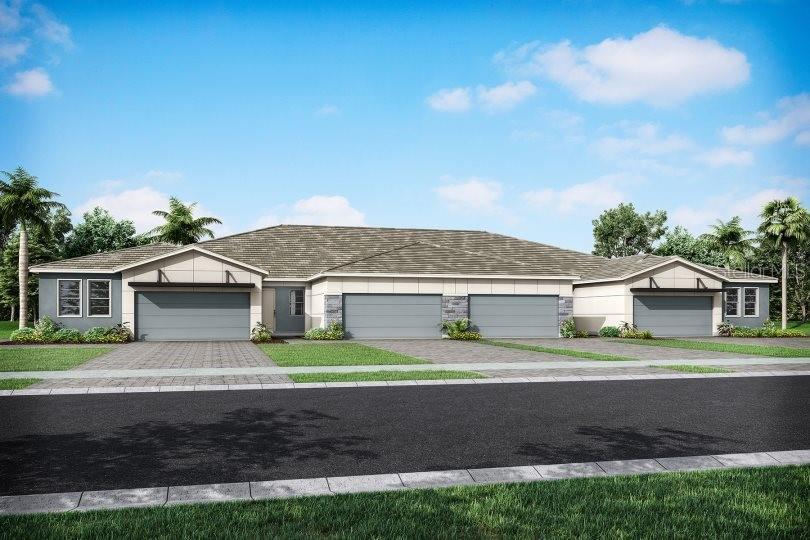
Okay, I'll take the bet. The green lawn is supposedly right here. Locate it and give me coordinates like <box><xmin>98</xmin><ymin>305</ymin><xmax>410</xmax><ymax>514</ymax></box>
<box><xmin>613</xmin><ymin>338</ymin><xmax>810</xmax><ymax>358</ymax></box>
<box><xmin>0</xmin><ymin>320</ymin><xmax>20</xmax><ymax>341</ymax></box>
<box><xmin>290</xmin><ymin>370</ymin><xmax>483</xmax><ymax>382</ymax></box>
<box><xmin>787</xmin><ymin>320</ymin><xmax>810</xmax><ymax>335</ymax></box>
<box><xmin>479</xmin><ymin>339</ymin><xmax>635</xmax><ymax>361</ymax></box>
<box><xmin>259</xmin><ymin>343</ymin><xmax>428</xmax><ymax>366</ymax></box>
<box><xmin>657</xmin><ymin>364</ymin><xmax>733</xmax><ymax>374</ymax></box>
<box><xmin>0</xmin><ymin>347</ymin><xmax>112</xmax><ymax>371</ymax></box>
<box><xmin>0</xmin><ymin>377</ymin><xmax>40</xmax><ymax>389</ymax></box>
<box><xmin>2</xmin><ymin>466</ymin><xmax>806</xmax><ymax>538</ymax></box>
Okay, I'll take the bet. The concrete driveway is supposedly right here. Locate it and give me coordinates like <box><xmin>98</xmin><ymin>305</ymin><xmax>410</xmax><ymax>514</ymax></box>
<box><xmin>360</xmin><ymin>339</ymin><xmax>592</xmax><ymax>363</ymax></box>
<box><xmin>76</xmin><ymin>341</ymin><xmax>276</xmax><ymax>370</ymax></box>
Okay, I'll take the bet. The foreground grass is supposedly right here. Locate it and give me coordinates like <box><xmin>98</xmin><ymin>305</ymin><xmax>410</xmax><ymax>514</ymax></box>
<box><xmin>480</xmin><ymin>339</ymin><xmax>635</xmax><ymax>361</ymax></box>
<box><xmin>614</xmin><ymin>338</ymin><xmax>810</xmax><ymax>358</ymax></box>
<box><xmin>259</xmin><ymin>343</ymin><xmax>428</xmax><ymax>366</ymax></box>
<box><xmin>657</xmin><ymin>364</ymin><xmax>732</xmax><ymax>374</ymax></box>
<box><xmin>787</xmin><ymin>320</ymin><xmax>810</xmax><ymax>335</ymax></box>
<box><xmin>2</xmin><ymin>466</ymin><xmax>807</xmax><ymax>539</ymax></box>
<box><xmin>0</xmin><ymin>377</ymin><xmax>40</xmax><ymax>389</ymax></box>
<box><xmin>289</xmin><ymin>370</ymin><xmax>483</xmax><ymax>382</ymax></box>
<box><xmin>0</xmin><ymin>347</ymin><xmax>112</xmax><ymax>371</ymax></box>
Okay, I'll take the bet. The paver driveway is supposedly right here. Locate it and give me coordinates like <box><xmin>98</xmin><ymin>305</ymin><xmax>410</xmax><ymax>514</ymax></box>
<box><xmin>76</xmin><ymin>341</ymin><xmax>276</xmax><ymax>370</ymax></box>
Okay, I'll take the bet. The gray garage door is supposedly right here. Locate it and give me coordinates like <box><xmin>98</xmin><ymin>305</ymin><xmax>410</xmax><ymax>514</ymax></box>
<box><xmin>470</xmin><ymin>295</ymin><xmax>559</xmax><ymax>338</ymax></box>
<box><xmin>136</xmin><ymin>291</ymin><xmax>250</xmax><ymax>341</ymax></box>
<box><xmin>633</xmin><ymin>296</ymin><xmax>712</xmax><ymax>337</ymax></box>
<box><xmin>344</xmin><ymin>294</ymin><xmax>441</xmax><ymax>338</ymax></box>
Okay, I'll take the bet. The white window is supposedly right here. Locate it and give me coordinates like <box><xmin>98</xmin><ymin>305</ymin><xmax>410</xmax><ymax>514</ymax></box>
<box><xmin>289</xmin><ymin>289</ymin><xmax>304</xmax><ymax>316</ymax></box>
<box><xmin>88</xmin><ymin>279</ymin><xmax>111</xmax><ymax>317</ymax></box>
<box><xmin>725</xmin><ymin>288</ymin><xmax>740</xmax><ymax>317</ymax></box>
<box><xmin>744</xmin><ymin>287</ymin><xmax>759</xmax><ymax>317</ymax></box>
<box><xmin>57</xmin><ymin>279</ymin><xmax>82</xmax><ymax>317</ymax></box>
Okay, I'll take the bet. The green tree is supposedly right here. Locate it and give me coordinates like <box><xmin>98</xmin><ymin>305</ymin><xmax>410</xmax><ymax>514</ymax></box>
<box><xmin>0</xmin><ymin>227</ymin><xmax>60</xmax><ymax>322</ymax></box>
<box><xmin>64</xmin><ymin>207</ymin><xmax>147</xmax><ymax>258</ymax></box>
<box><xmin>758</xmin><ymin>197</ymin><xmax>810</xmax><ymax>329</ymax></box>
<box><xmin>149</xmin><ymin>197</ymin><xmax>222</xmax><ymax>245</ymax></box>
<box><xmin>698</xmin><ymin>216</ymin><xmax>754</xmax><ymax>269</ymax></box>
<box><xmin>592</xmin><ymin>203</ymin><xmax>667</xmax><ymax>258</ymax></box>
<box><xmin>0</xmin><ymin>168</ymin><xmax>66</xmax><ymax>328</ymax></box>
<box><xmin>654</xmin><ymin>226</ymin><xmax>726</xmax><ymax>266</ymax></box>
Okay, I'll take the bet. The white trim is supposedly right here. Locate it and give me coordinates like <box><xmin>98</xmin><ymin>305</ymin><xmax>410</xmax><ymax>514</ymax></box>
<box><xmin>311</xmin><ymin>272</ymin><xmax>580</xmax><ymax>281</ymax></box>
<box><xmin>112</xmin><ymin>245</ymin><xmax>269</xmax><ymax>275</ymax></box>
<box><xmin>724</xmin><ymin>277</ymin><xmax>778</xmax><ymax>284</ymax></box>
<box><xmin>574</xmin><ymin>256</ymin><xmax>776</xmax><ymax>285</ymax></box>
<box><xmin>743</xmin><ymin>286</ymin><xmax>759</xmax><ymax>318</ymax></box>
<box><xmin>56</xmin><ymin>278</ymin><xmax>82</xmax><ymax>318</ymax></box>
<box><xmin>30</xmin><ymin>268</ymin><xmax>114</xmax><ymax>274</ymax></box>
<box><xmin>87</xmin><ymin>279</ymin><xmax>112</xmax><ymax>318</ymax></box>
<box><xmin>725</xmin><ymin>287</ymin><xmax>741</xmax><ymax>317</ymax></box>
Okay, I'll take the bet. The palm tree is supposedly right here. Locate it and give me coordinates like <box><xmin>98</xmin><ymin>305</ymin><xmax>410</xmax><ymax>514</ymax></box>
<box><xmin>149</xmin><ymin>197</ymin><xmax>222</xmax><ymax>245</ymax></box>
<box><xmin>0</xmin><ymin>168</ymin><xmax>66</xmax><ymax>328</ymax></box>
<box><xmin>699</xmin><ymin>216</ymin><xmax>754</xmax><ymax>269</ymax></box>
<box><xmin>758</xmin><ymin>197</ymin><xmax>810</xmax><ymax>329</ymax></box>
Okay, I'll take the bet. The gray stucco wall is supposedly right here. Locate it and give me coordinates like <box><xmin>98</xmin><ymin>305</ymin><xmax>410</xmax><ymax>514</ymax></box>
<box><xmin>723</xmin><ymin>284</ymin><xmax>769</xmax><ymax>328</ymax></box>
<box><xmin>38</xmin><ymin>273</ymin><xmax>122</xmax><ymax>331</ymax></box>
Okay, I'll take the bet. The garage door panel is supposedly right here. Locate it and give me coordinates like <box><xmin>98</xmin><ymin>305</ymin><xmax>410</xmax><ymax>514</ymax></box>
<box><xmin>633</xmin><ymin>296</ymin><xmax>712</xmax><ymax>337</ymax></box>
<box><xmin>344</xmin><ymin>294</ymin><xmax>441</xmax><ymax>338</ymax></box>
<box><xmin>136</xmin><ymin>291</ymin><xmax>250</xmax><ymax>341</ymax></box>
<box><xmin>470</xmin><ymin>295</ymin><xmax>558</xmax><ymax>338</ymax></box>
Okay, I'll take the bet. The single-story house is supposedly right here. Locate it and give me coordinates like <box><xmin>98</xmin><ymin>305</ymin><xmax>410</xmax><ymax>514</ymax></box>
<box><xmin>29</xmin><ymin>225</ymin><xmax>776</xmax><ymax>340</ymax></box>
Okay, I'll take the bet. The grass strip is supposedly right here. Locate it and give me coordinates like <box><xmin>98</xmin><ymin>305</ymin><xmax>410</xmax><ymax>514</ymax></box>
<box><xmin>259</xmin><ymin>343</ymin><xmax>428</xmax><ymax>366</ymax></box>
<box><xmin>0</xmin><ymin>378</ymin><xmax>41</xmax><ymax>389</ymax></box>
<box><xmin>787</xmin><ymin>320</ymin><xmax>810</xmax><ymax>335</ymax></box>
<box><xmin>0</xmin><ymin>347</ymin><xmax>112</xmax><ymax>371</ymax></box>
<box><xmin>656</xmin><ymin>364</ymin><xmax>732</xmax><ymax>374</ymax></box>
<box><xmin>612</xmin><ymin>338</ymin><xmax>810</xmax><ymax>358</ymax></box>
<box><xmin>479</xmin><ymin>339</ymin><xmax>635</xmax><ymax>361</ymax></box>
<box><xmin>1</xmin><ymin>466</ymin><xmax>807</xmax><ymax>538</ymax></box>
<box><xmin>289</xmin><ymin>370</ymin><xmax>484</xmax><ymax>382</ymax></box>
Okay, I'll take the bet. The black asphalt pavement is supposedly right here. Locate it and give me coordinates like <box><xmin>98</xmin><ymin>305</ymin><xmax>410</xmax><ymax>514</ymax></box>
<box><xmin>1</xmin><ymin>376</ymin><xmax>808</xmax><ymax>496</ymax></box>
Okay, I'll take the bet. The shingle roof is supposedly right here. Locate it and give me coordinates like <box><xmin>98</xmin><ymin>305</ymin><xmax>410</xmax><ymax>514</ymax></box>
<box><xmin>577</xmin><ymin>253</ymin><xmax>775</xmax><ymax>282</ymax></box>
<box><xmin>29</xmin><ymin>243</ymin><xmax>178</xmax><ymax>271</ymax></box>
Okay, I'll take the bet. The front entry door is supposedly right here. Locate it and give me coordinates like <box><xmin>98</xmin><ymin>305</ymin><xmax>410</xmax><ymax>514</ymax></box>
<box><xmin>275</xmin><ymin>287</ymin><xmax>305</xmax><ymax>335</ymax></box>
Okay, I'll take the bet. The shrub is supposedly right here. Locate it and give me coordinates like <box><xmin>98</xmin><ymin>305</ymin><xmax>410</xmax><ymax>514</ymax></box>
<box><xmin>598</xmin><ymin>326</ymin><xmax>620</xmax><ymax>338</ymax></box>
<box><xmin>618</xmin><ymin>321</ymin><xmax>637</xmax><ymax>337</ymax></box>
<box><xmin>729</xmin><ymin>325</ymin><xmax>804</xmax><ymax>338</ymax></box>
<box><xmin>34</xmin><ymin>316</ymin><xmax>62</xmax><ymax>342</ymax></box>
<box><xmin>441</xmin><ymin>318</ymin><xmax>481</xmax><ymax>340</ymax></box>
<box><xmin>52</xmin><ymin>328</ymin><xmax>83</xmax><ymax>343</ymax></box>
<box><xmin>83</xmin><ymin>327</ymin><xmax>110</xmax><ymax>343</ymax></box>
<box><xmin>304</xmin><ymin>322</ymin><xmax>345</xmax><ymax>340</ymax></box>
<box><xmin>83</xmin><ymin>324</ymin><xmax>132</xmax><ymax>344</ymax></box>
<box><xmin>10</xmin><ymin>327</ymin><xmax>42</xmax><ymax>343</ymax></box>
<box><xmin>559</xmin><ymin>319</ymin><xmax>577</xmax><ymax>339</ymax></box>
<box><xmin>574</xmin><ymin>330</ymin><xmax>589</xmax><ymax>338</ymax></box>
<box><xmin>250</xmin><ymin>322</ymin><xmax>273</xmax><ymax>343</ymax></box>
<box><xmin>717</xmin><ymin>321</ymin><xmax>734</xmax><ymax>337</ymax></box>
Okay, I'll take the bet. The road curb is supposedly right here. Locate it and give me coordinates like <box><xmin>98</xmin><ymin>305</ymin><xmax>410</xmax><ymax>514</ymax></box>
<box><xmin>1</xmin><ymin>449</ymin><xmax>807</xmax><ymax>515</ymax></box>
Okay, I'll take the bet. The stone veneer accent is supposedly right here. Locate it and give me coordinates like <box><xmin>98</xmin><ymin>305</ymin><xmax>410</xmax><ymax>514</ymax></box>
<box><xmin>558</xmin><ymin>296</ymin><xmax>573</xmax><ymax>333</ymax></box>
<box><xmin>324</xmin><ymin>295</ymin><xmax>343</xmax><ymax>327</ymax></box>
<box><xmin>442</xmin><ymin>296</ymin><xmax>469</xmax><ymax>322</ymax></box>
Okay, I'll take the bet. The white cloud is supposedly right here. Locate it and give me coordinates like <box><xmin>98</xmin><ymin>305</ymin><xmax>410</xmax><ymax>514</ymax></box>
<box><xmin>76</xmin><ymin>186</ymin><xmax>171</xmax><ymax>232</ymax></box>
<box><xmin>30</xmin><ymin>3</ymin><xmax>72</xmax><ymax>47</ymax></box>
<box><xmin>547</xmin><ymin>109</ymin><xmax>583</xmax><ymax>130</ymax></box>
<box><xmin>522</xmin><ymin>174</ymin><xmax>630</xmax><ymax>214</ymax></box>
<box><xmin>4</xmin><ymin>67</ymin><xmax>54</xmax><ymax>97</ymax></box>
<box><xmin>696</xmin><ymin>147</ymin><xmax>754</xmax><ymax>167</ymax></box>
<box><xmin>255</xmin><ymin>195</ymin><xmax>366</xmax><ymax>228</ymax></box>
<box><xmin>0</xmin><ymin>39</ymin><xmax>27</xmax><ymax>64</ymax></box>
<box><xmin>0</xmin><ymin>0</ymin><xmax>22</xmax><ymax>33</ymax></box>
<box><xmin>593</xmin><ymin>123</ymin><xmax>693</xmax><ymax>158</ymax></box>
<box><xmin>434</xmin><ymin>177</ymin><xmax>504</xmax><ymax>214</ymax></box>
<box><xmin>497</xmin><ymin>26</ymin><xmax>749</xmax><ymax>106</ymax></box>
<box><xmin>143</xmin><ymin>169</ymin><xmax>184</xmax><ymax>183</ymax></box>
<box><xmin>315</xmin><ymin>104</ymin><xmax>340</xmax><ymax>116</ymax></box>
<box><xmin>796</xmin><ymin>130</ymin><xmax>810</xmax><ymax>146</ymax></box>
<box><xmin>671</xmin><ymin>188</ymin><xmax>798</xmax><ymax>233</ymax></box>
<box><xmin>722</xmin><ymin>94</ymin><xmax>810</xmax><ymax>145</ymax></box>
<box><xmin>476</xmin><ymin>81</ymin><xmax>536</xmax><ymax>111</ymax></box>
<box><xmin>426</xmin><ymin>87</ymin><xmax>472</xmax><ymax>112</ymax></box>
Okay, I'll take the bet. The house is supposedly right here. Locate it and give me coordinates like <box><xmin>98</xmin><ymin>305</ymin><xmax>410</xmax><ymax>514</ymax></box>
<box><xmin>29</xmin><ymin>225</ymin><xmax>776</xmax><ymax>340</ymax></box>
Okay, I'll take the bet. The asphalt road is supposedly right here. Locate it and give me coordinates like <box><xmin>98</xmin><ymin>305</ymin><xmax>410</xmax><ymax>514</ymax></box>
<box><xmin>1</xmin><ymin>377</ymin><xmax>808</xmax><ymax>496</ymax></box>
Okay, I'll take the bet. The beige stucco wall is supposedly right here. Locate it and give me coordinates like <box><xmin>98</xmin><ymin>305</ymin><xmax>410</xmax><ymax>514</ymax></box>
<box><xmin>121</xmin><ymin>250</ymin><xmax>264</xmax><ymax>336</ymax></box>
<box><xmin>573</xmin><ymin>262</ymin><xmax>723</xmax><ymax>335</ymax></box>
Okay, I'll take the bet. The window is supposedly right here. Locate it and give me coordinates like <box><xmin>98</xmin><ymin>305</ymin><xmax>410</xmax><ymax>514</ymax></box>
<box><xmin>88</xmin><ymin>279</ymin><xmax>111</xmax><ymax>317</ymax></box>
<box><xmin>57</xmin><ymin>279</ymin><xmax>82</xmax><ymax>317</ymax></box>
<box><xmin>744</xmin><ymin>287</ymin><xmax>758</xmax><ymax>317</ymax></box>
<box><xmin>289</xmin><ymin>289</ymin><xmax>304</xmax><ymax>316</ymax></box>
<box><xmin>725</xmin><ymin>288</ymin><xmax>740</xmax><ymax>317</ymax></box>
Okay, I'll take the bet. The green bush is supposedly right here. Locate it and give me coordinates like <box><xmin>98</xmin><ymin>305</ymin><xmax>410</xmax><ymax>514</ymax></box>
<box><xmin>441</xmin><ymin>318</ymin><xmax>481</xmax><ymax>340</ymax></box>
<box><xmin>560</xmin><ymin>318</ymin><xmax>577</xmax><ymax>338</ymax></box>
<box><xmin>717</xmin><ymin>321</ymin><xmax>734</xmax><ymax>337</ymax></box>
<box><xmin>598</xmin><ymin>326</ymin><xmax>620</xmax><ymax>338</ymax></box>
<box><xmin>83</xmin><ymin>324</ymin><xmax>132</xmax><ymax>344</ymax></box>
<box><xmin>33</xmin><ymin>316</ymin><xmax>61</xmax><ymax>341</ymax></box>
<box><xmin>574</xmin><ymin>330</ymin><xmax>589</xmax><ymax>338</ymax></box>
<box><xmin>729</xmin><ymin>326</ymin><xmax>804</xmax><ymax>338</ymax></box>
<box><xmin>52</xmin><ymin>328</ymin><xmax>83</xmax><ymax>343</ymax></box>
<box><xmin>451</xmin><ymin>330</ymin><xmax>483</xmax><ymax>340</ymax></box>
<box><xmin>304</xmin><ymin>322</ymin><xmax>345</xmax><ymax>340</ymax></box>
<box><xmin>9</xmin><ymin>327</ymin><xmax>42</xmax><ymax>343</ymax></box>
<box><xmin>250</xmin><ymin>322</ymin><xmax>273</xmax><ymax>343</ymax></box>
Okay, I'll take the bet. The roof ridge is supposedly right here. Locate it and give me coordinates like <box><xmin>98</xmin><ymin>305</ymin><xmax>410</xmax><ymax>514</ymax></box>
<box><xmin>418</xmin><ymin>240</ymin><xmax>538</xmax><ymax>268</ymax></box>
<box><xmin>322</xmin><ymin>241</ymin><xmax>424</xmax><ymax>273</ymax></box>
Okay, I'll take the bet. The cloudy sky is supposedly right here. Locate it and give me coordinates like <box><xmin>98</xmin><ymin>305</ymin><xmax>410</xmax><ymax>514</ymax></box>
<box><xmin>1</xmin><ymin>0</ymin><xmax>808</xmax><ymax>251</ymax></box>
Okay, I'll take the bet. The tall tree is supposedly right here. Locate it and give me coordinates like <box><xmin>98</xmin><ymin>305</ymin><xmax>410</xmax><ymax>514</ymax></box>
<box><xmin>64</xmin><ymin>207</ymin><xmax>147</xmax><ymax>258</ymax></box>
<box><xmin>654</xmin><ymin>226</ymin><xmax>726</xmax><ymax>267</ymax></box>
<box><xmin>698</xmin><ymin>216</ymin><xmax>754</xmax><ymax>269</ymax></box>
<box><xmin>149</xmin><ymin>197</ymin><xmax>222</xmax><ymax>245</ymax></box>
<box><xmin>0</xmin><ymin>168</ymin><xmax>66</xmax><ymax>328</ymax></box>
<box><xmin>592</xmin><ymin>203</ymin><xmax>667</xmax><ymax>258</ymax></box>
<box><xmin>758</xmin><ymin>197</ymin><xmax>810</xmax><ymax>329</ymax></box>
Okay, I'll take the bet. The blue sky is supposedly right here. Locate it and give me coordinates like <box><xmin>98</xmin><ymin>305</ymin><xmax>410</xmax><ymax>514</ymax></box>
<box><xmin>1</xmin><ymin>0</ymin><xmax>808</xmax><ymax>252</ymax></box>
